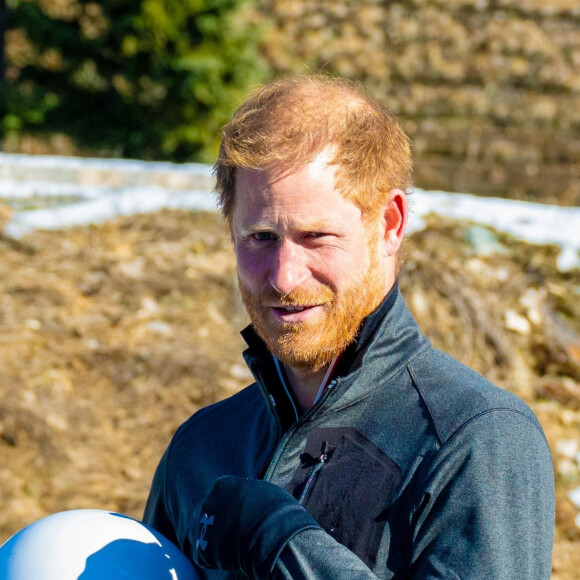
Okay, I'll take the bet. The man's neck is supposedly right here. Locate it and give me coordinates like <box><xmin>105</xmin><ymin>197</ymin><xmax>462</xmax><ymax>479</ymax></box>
<box><xmin>284</xmin><ymin>364</ymin><xmax>330</xmax><ymax>415</ymax></box>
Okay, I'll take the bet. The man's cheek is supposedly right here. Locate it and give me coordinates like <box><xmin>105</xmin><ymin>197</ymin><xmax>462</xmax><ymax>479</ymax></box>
<box><xmin>236</xmin><ymin>252</ymin><xmax>265</xmax><ymax>288</ymax></box>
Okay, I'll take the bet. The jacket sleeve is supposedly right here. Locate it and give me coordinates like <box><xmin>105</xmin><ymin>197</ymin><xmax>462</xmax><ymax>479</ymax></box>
<box><xmin>408</xmin><ymin>409</ymin><xmax>554</xmax><ymax>579</ymax></box>
<box><xmin>273</xmin><ymin>409</ymin><xmax>554</xmax><ymax>580</ymax></box>
<box><xmin>273</xmin><ymin>529</ymin><xmax>378</xmax><ymax>579</ymax></box>
<box><xmin>189</xmin><ymin>476</ymin><xmax>323</xmax><ymax>578</ymax></box>
<box><xmin>142</xmin><ymin>445</ymin><xmax>180</xmax><ymax>547</ymax></box>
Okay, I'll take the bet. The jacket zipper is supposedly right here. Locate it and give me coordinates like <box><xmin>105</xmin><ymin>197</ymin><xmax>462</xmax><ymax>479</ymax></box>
<box><xmin>263</xmin><ymin>379</ymin><xmax>338</xmax><ymax>482</ymax></box>
<box><xmin>297</xmin><ymin>442</ymin><xmax>332</xmax><ymax>505</ymax></box>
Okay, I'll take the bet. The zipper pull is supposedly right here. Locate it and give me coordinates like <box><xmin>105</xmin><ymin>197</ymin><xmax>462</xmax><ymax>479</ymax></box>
<box><xmin>298</xmin><ymin>441</ymin><xmax>333</xmax><ymax>505</ymax></box>
<box><xmin>319</xmin><ymin>440</ymin><xmax>333</xmax><ymax>463</ymax></box>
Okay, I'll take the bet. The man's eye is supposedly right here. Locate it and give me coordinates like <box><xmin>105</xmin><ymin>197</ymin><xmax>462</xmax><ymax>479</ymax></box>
<box><xmin>252</xmin><ymin>232</ymin><xmax>275</xmax><ymax>242</ymax></box>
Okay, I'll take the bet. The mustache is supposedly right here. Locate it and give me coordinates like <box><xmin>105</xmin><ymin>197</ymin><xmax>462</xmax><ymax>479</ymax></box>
<box><xmin>274</xmin><ymin>286</ymin><xmax>335</xmax><ymax>306</ymax></box>
<box><xmin>237</xmin><ymin>276</ymin><xmax>335</xmax><ymax>306</ymax></box>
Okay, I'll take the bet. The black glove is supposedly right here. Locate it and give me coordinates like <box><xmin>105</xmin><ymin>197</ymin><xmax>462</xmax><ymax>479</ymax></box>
<box><xmin>189</xmin><ymin>475</ymin><xmax>321</xmax><ymax>578</ymax></box>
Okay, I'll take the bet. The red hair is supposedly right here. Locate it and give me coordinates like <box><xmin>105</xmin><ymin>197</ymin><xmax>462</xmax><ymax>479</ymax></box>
<box><xmin>215</xmin><ymin>75</ymin><xmax>412</xmax><ymax>222</ymax></box>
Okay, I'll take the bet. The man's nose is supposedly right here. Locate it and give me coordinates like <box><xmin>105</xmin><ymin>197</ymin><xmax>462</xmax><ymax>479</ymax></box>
<box><xmin>268</xmin><ymin>240</ymin><xmax>309</xmax><ymax>296</ymax></box>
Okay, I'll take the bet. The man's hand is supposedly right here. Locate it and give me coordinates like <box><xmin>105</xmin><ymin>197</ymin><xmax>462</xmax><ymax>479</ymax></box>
<box><xmin>190</xmin><ymin>476</ymin><xmax>321</xmax><ymax>578</ymax></box>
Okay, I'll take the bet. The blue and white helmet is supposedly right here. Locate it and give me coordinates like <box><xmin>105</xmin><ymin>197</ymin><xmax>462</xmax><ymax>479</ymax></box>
<box><xmin>0</xmin><ymin>509</ymin><xmax>200</xmax><ymax>579</ymax></box>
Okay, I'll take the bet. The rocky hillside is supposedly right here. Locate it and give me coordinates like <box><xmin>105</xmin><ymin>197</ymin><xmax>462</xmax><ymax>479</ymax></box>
<box><xmin>260</xmin><ymin>0</ymin><xmax>580</xmax><ymax>204</ymax></box>
<box><xmin>1</xmin><ymin>209</ymin><xmax>579</xmax><ymax>578</ymax></box>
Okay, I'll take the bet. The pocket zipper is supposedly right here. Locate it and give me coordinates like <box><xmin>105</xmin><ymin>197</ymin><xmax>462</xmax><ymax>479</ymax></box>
<box><xmin>298</xmin><ymin>441</ymin><xmax>332</xmax><ymax>505</ymax></box>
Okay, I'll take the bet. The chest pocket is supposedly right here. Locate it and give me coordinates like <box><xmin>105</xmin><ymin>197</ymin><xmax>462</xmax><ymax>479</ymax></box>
<box><xmin>286</xmin><ymin>427</ymin><xmax>401</xmax><ymax>569</ymax></box>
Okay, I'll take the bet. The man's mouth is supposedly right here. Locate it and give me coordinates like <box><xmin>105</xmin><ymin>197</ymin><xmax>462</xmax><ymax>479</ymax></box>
<box><xmin>271</xmin><ymin>304</ymin><xmax>322</xmax><ymax>319</ymax></box>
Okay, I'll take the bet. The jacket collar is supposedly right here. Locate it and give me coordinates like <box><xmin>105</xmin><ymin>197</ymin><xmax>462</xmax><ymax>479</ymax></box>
<box><xmin>332</xmin><ymin>281</ymin><xmax>399</xmax><ymax>377</ymax></box>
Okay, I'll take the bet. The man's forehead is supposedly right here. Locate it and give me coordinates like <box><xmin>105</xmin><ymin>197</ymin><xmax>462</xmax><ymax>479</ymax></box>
<box><xmin>235</xmin><ymin>149</ymin><xmax>337</xmax><ymax>189</ymax></box>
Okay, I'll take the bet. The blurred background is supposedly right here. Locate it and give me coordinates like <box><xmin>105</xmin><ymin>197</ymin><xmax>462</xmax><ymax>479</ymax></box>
<box><xmin>1</xmin><ymin>1</ymin><xmax>579</xmax><ymax>578</ymax></box>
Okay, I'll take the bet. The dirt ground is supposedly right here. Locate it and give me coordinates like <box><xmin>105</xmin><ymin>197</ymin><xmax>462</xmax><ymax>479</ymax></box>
<box><xmin>1</xmin><ymin>209</ymin><xmax>579</xmax><ymax>577</ymax></box>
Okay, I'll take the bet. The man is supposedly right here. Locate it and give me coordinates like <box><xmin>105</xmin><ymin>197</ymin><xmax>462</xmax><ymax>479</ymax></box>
<box><xmin>144</xmin><ymin>75</ymin><xmax>554</xmax><ymax>579</ymax></box>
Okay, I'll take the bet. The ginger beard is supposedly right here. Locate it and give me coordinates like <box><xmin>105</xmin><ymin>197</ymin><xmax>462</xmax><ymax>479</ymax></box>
<box><xmin>238</xmin><ymin>232</ymin><xmax>387</xmax><ymax>371</ymax></box>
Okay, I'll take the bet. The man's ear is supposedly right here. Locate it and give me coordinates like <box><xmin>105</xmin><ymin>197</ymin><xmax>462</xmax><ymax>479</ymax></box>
<box><xmin>380</xmin><ymin>189</ymin><xmax>408</xmax><ymax>257</ymax></box>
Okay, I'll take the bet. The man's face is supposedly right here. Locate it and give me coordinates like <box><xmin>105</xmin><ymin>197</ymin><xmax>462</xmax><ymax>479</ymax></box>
<box><xmin>231</xmin><ymin>153</ymin><xmax>391</xmax><ymax>371</ymax></box>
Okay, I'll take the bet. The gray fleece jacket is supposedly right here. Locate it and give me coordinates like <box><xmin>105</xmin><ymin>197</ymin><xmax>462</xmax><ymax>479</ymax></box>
<box><xmin>143</xmin><ymin>284</ymin><xmax>555</xmax><ymax>579</ymax></box>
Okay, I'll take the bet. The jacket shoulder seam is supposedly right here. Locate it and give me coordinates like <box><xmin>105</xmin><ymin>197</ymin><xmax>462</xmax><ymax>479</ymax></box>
<box><xmin>409</xmin><ymin>362</ymin><xmax>546</xmax><ymax>449</ymax></box>
<box><xmin>441</xmin><ymin>407</ymin><xmax>548</xmax><ymax>451</ymax></box>
<box><xmin>407</xmin><ymin>359</ymin><xmax>444</xmax><ymax>446</ymax></box>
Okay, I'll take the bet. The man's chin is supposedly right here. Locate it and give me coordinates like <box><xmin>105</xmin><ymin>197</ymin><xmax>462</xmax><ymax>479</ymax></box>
<box><xmin>269</xmin><ymin>345</ymin><xmax>338</xmax><ymax>371</ymax></box>
<box><xmin>261</xmin><ymin>328</ymin><xmax>344</xmax><ymax>370</ymax></box>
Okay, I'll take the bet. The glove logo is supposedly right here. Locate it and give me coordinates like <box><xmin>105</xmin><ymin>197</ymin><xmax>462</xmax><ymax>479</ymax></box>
<box><xmin>196</xmin><ymin>513</ymin><xmax>214</xmax><ymax>551</ymax></box>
